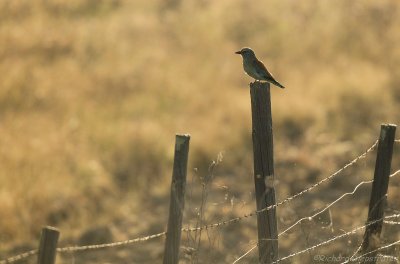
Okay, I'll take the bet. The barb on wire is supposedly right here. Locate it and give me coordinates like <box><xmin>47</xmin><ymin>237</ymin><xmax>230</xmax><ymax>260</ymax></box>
<box><xmin>183</xmin><ymin>140</ymin><xmax>378</xmax><ymax>233</ymax></box>
<box><xmin>272</xmin><ymin>214</ymin><xmax>400</xmax><ymax>263</ymax></box>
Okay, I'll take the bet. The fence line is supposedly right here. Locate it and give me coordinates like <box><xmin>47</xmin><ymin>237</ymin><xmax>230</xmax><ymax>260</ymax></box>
<box><xmin>0</xmin><ymin>140</ymin><xmax>380</xmax><ymax>264</ymax></box>
<box><xmin>271</xmin><ymin>213</ymin><xmax>400</xmax><ymax>263</ymax></box>
<box><xmin>235</xmin><ymin>214</ymin><xmax>400</xmax><ymax>264</ymax></box>
<box><xmin>343</xmin><ymin>238</ymin><xmax>400</xmax><ymax>264</ymax></box>
<box><xmin>0</xmin><ymin>232</ymin><xmax>166</xmax><ymax>264</ymax></box>
<box><xmin>281</xmin><ymin>168</ymin><xmax>400</xmax><ymax>237</ymax></box>
<box><xmin>349</xmin><ymin>169</ymin><xmax>400</xmax><ymax>262</ymax></box>
<box><xmin>232</xmin><ymin>169</ymin><xmax>400</xmax><ymax>263</ymax></box>
<box><xmin>0</xmin><ymin>250</ymin><xmax>38</xmax><ymax>264</ymax></box>
<box><xmin>57</xmin><ymin>231</ymin><xmax>166</xmax><ymax>253</ymax></box>
<box><xmin>182</xmin><ymin>140</ymin><xmax>378</xmax><ymax>233</ymax></box>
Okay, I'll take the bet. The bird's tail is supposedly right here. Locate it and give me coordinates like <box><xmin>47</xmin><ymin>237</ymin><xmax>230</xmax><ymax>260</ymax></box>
<box><xmin>270</xmin><ymin>79</ymin><xmax>285</xmax><ymax>89</ymax></box>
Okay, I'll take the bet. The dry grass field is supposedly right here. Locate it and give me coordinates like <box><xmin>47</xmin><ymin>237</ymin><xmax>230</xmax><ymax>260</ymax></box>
<box><xmin>1</xmin><ymin>0</ymin><xmax>400</xmax><ymax>263</ymax></box>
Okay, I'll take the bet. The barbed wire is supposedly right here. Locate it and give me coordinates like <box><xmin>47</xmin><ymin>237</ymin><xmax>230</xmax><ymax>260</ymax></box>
<box><xmin>0</xmin><ymin>232</ymin><xmax>166</xmax><ymax>264</ymax></box>
<box><xmin>0</xmin><ymin>140</ymin><xmax>380</xmax><ymax>264</ymax></box>
<box><xmin>232</xmin><ymin>169</ymin><xmax>400</xmax><ymax>263</ymax></box>
<box><xmin>182</xmin><ymin>140</ymin><xmax>378</xmax><ymax>233</ymax></box>
<box><xmin>279</xmin><ymin>169</ymin><xmax>400</xmax><ymax>237</ymax></box>
<box><xmin>384</xmin><ymin>220</ymin><xmax>400</xmax><ymax>225</ymax></box>
<box><xmin>342</xmin><ymin>238</ymin><xmax>400</xmax><ymax>264</ymax></box>
<box><xmin>57</xmin><ymin>231</ymin><xmax>166</xmax><ymax>253</ymax></box>
<box><xmin>236</xmin><ymin>214</ymin><xmax>400</xmax><ymax>263</ymax></box>
<box><xmin>347</xmin><ymin>169</ymin><xmax>400</xmax><ymax>262</ymax></box>
<box><xmin>279</xmin><ymin>180</ymin><xmax>372</xmax><ymax>237</ymax></box>
<box><xmin>0</xmin><ymin>250</ymin><xmax>37</xmax><ymax>264</ymax></box>
<box><xmin>272</xmin><ymin>213</ymin><xmax>400</xmax><ymax>263</ymax></box>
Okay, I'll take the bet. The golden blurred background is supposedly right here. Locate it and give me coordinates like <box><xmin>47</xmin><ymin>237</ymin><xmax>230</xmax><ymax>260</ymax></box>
<box><xmin>0</xmin><ymin>0</ymin><xmax>400</xmax><ymax>263</ymax></box>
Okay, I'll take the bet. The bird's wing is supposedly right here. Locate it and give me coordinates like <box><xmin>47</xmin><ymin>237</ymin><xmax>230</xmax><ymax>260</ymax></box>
<box><xmin>254</xmin><ymin>59</ymin><xmax>276</xmax><ymax>81</ymax></box>
<box><xmin>253</xmin><ymin>59</ymin><xmax>285</xmax><ymax>88</ymax></box>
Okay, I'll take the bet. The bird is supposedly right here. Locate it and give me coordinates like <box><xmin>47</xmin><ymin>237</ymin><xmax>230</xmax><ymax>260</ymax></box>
<box><xmin>235</xmin><ymin>47</ymin><xmax>285</xmax><ymax>89</ymax></box>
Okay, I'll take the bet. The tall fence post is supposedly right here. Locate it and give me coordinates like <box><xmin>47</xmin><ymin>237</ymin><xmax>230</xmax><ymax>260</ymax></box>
<box><xmin>361</xmin><ymin>124</ymin><xmax>396</xmax><ymax>263</ymax></box>
<box><xmin>249</xmin><ymin>81</ymin><xmax>279</xmax><ymax>263</ymax></box>
<box><xmin>163</xmin><ymin>134</ymin><xmax>190</xmax><ymax>264</ymax></box>
<box><xmin>37</xmin><ymin>226</ymin><xmax>60</xmax><ymax>264</ymax></box>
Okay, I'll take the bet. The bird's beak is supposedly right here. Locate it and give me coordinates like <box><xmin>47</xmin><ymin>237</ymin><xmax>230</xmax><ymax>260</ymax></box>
<box><xmin>235</xmin><ymin>50</ymin><xmax>242</xmax><ymax>55</ymax></box>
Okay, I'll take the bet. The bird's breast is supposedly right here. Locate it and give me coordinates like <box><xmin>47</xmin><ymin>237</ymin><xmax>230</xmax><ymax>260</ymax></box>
<box><xmin>243</xmin><ymin>58</ymin><xmax>261</xmax><ymax>79</ymax></box>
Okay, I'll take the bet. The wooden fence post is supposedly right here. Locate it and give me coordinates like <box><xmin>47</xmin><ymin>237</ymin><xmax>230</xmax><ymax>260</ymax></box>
<box><xmin>361</xmin><ymin>124</ymin><xmax>396</xmax><ymax>263</ymax></box>
<box><xmin>163</xmin><ymin>134</ymin><xmax>190</xmax><ymax>264</ymax></box>
<box><xmin>37</xmin><ymin>226</ymin><xmax>60</xmax><ymax>264</ymax></box>
<box><xmin>249</xmin><ymin>82</ymin><xmax>279</xmax><ymax>263</ymax></box>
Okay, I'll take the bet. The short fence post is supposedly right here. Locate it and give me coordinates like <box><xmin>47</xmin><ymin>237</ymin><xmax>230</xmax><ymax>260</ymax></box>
<box><xmin>163</xmin><ymin>134</ymin><xmax>190</xmax><ymax>264</ymax></box>
<box><xmin>361</xmin><ymin>124</ymin><xmax>396</xmax><ymax>263</ymax></box>
<box><xmin>249</xmin><ymin>82</ymin><xmax>279</xmax><ymax>263</ymax></box>
<box><xmin>37</xmin><ymin>226</ymin><xmax>60</xmax><ymax>264</ymax></box>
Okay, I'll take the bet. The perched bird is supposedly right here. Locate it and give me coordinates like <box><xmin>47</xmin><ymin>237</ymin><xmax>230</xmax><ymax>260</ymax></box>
<box><xmin>235</xmin><ymin>47</ymin><xmax>285</xmax><ymax>89</ymax></box>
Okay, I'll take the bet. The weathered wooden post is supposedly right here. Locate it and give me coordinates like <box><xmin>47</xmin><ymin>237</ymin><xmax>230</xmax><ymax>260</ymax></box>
<box><xmin>37</xmin><ymin>226</ymin><xmax>60</xmax><ymax>264</ymax></box>
<box><xmin>361</xmin><ymin>124</ymin><xmax>396</xmax><ymax>263</ymax></box>
<box><xmin>163</xmin><ymin>134</ymin><xmax>190</xmax><ymax>264</ymax></box>
<box><xmin>249</xmin><ymin>81</ymin><xmax>278</xmax><ymax>263</ymax></box>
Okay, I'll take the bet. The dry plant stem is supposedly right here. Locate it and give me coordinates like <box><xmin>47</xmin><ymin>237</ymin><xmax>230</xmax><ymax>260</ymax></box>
<box><xmin>194</xmin><ymin>161</ymin><xmax>216</xmax><ymax>264</ymax></box>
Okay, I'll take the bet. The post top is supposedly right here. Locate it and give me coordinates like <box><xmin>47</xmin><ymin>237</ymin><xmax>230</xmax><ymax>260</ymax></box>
<box><xmin>175</xmin><ymin>134</ymin><xmax>190</xmax><ymax>150</ymax></box>
<box><xmin>43</xmin><ymin>226</ymin><xmax>59</xmax><ymax>231</ymax></box>
<box><xmin>381</xmin><ymin>123</ymin><xmax>397</xmax><ymax>128</ymax></box>
<box><xmin>42</xmin><ymin>226</ymin><xmax>60</xmax><ymax>233</ymax></box>
<box><xmin>249</xmin><ymin>81</ymin><xmax>270</xmax><ymax>89</ymax></box>
<box><xmin>176</xmin><ymin>134</ymin><xmax>191</xmax><ymax>138</ymax></box>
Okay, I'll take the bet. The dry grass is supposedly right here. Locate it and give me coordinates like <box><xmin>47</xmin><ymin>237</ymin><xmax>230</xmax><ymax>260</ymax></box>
<box><xmin>0</xmin><ymin>0</ymin><xmax>400</xmax><ymax>262</ymax></box>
